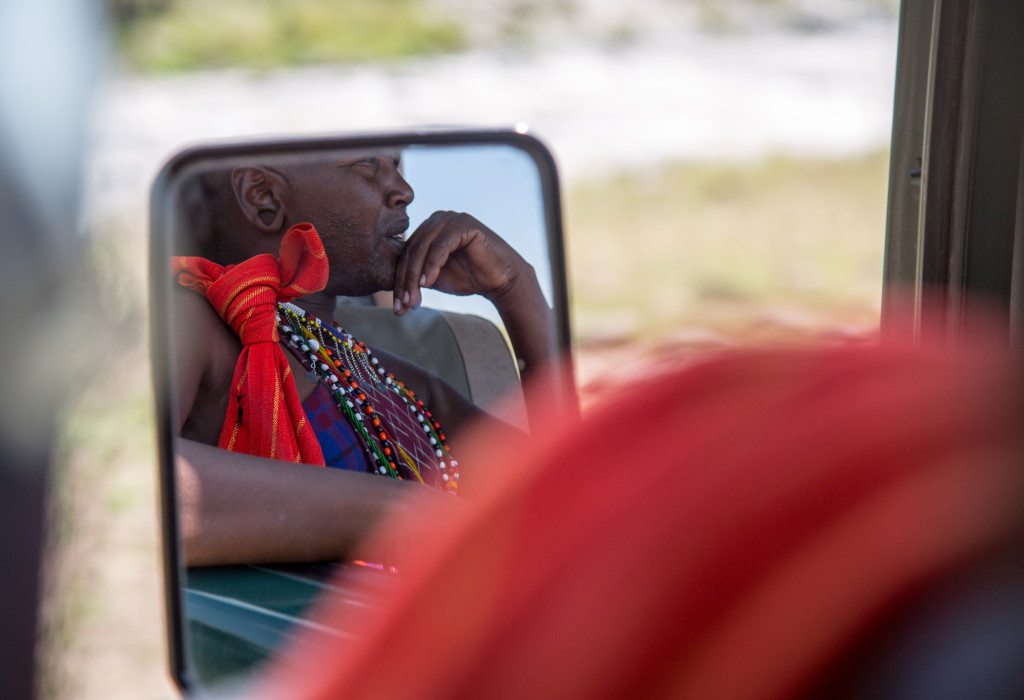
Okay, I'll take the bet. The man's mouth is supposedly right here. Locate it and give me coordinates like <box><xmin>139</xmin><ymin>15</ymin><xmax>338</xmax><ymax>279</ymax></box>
<box><xmin>386</xmin><ymin>217</ymin><xmax>410</xmax><ymax>241</ymax></box>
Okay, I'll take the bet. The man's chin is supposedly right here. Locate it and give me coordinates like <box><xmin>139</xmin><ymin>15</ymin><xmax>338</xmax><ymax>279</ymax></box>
<box><xmin>380</xmin><ymin>247</ymin><xmax>403</xmax><ymax>287</ymax></box>
<box><xmin>383</xmin><ymin>234</ymin><xmax>407</xmax><ymax>257</ymax></box>
<box><xmin>371</xmin><ymin>263</ymin><xmax>401</xmax><ymax>298</ymax></box>
<box><xmin>326</xmin><ymin>273</ymin><xmax>389</xmax><ymax>300</ymax></box>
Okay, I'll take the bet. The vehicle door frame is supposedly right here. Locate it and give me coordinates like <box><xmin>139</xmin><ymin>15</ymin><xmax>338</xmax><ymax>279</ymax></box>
<box><xmin>883</xmin><ymin>0</ymin><xmax>1024</xmax><ymax>340</ymax></box>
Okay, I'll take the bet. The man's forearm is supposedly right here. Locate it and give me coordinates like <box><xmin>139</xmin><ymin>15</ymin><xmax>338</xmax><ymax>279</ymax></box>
<box><xmin>486</xmin><ymin>264</ymin><xmax>553</xmax><ymax>379</ymax></box>
<box><xmin>486</xmin><ymin>264</ymin><xmax>575</xmax><ymax>429</ymax></box>
<box><xmin>176</xmin><ymin>439</ymin><xmax>441</xmax><ymax>567</ymax></box>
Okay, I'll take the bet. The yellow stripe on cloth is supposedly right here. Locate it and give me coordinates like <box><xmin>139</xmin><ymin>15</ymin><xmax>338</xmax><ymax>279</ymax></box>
<box><xmin>218</xmin><ymin>275</ymin><xmax>278</xmax><ymax>318</ymax></box>
<box><xmin>397</xmin><ymin>444</ymin><xmax>426</xmax><ymax>484</ymax></box>
<box><xmin>270</xmin><ymin>375</ymin><xmax>280</xmax><ymax>459</ymax></box>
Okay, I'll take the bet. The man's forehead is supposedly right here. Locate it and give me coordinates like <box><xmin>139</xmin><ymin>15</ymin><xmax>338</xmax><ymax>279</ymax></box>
<box><xmin>334</xmin><ymin>147</ymin><xmax>403</xmax><ymax>163</ymax></box>
<box><xmin>273</xmin><ymin>148</ymin><xmax>403</xmax><ymax>174</ymax></box>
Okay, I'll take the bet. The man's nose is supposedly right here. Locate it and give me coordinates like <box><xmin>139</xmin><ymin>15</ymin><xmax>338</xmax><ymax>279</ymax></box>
<box><xmin>385</xmin><ymin>165</ymin><xmax>414</xmax><ymax>209</ymax></box>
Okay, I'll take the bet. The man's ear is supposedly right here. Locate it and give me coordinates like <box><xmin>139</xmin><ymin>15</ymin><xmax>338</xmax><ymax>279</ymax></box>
<box><xmin>230</xmin><ymin>166</ymin><xmax>287</xmax><ymax>233</ymax></box>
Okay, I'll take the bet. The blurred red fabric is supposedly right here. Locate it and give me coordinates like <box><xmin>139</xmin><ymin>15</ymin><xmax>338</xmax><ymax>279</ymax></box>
<box><xmin>258</xmin><ymin>335</ymin><xmax>1024</xmax><ymax>699</ymax></box>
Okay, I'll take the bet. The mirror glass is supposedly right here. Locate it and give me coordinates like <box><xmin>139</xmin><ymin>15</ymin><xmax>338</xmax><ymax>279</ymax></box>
<box><xmin>152</xmin><ymin>133</ymin><xmax>572</xmax><ymax>691</ymax></box>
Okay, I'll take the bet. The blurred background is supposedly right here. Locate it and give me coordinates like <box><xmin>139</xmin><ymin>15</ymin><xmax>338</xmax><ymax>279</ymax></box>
<box><xmin>42</xmin><ymin>0</ymin><xmax>899</xmax><ymax>697</ymax></box>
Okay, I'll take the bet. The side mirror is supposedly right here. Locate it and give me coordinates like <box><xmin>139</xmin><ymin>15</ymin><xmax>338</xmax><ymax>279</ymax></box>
<box><xmin>150</xmin><ymin>128</ymin><xmax>576</xmax><ymax>692</ymax></box>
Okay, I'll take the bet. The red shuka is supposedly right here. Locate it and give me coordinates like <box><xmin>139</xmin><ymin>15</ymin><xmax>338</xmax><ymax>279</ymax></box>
<box><xmin>173</xmin><ymin>223</ymin><xmax>328</xmax><ymax>466</ymax></box>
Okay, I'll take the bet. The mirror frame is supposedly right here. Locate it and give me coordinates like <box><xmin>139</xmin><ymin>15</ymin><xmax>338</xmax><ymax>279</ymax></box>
<box><xmin>149</xmin><ymin>127</ymin><xmax>574</xmax><ymax>693</ymax></box>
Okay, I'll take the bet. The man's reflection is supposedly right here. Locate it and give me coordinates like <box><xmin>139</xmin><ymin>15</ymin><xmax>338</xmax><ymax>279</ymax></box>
<box><xmin>172</xmin><ymin>152</ymin><xmax>554</xmax><ymax>566</ymax></box>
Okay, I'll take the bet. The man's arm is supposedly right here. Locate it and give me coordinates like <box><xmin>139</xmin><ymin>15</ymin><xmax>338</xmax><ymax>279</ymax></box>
<box><xmin>483</xmin><ymin>262</ymin><xmax>576</xmax><ymax>428</ymax></box>
<box><xmin>176</xmin><ymin>438</ymin><xmax>444</xmax><ymax>566</ymax></box>
<box><xmin>391</xmin><ymin>211</ymin><xmax>574</xmax><ymax>429</ymax></box>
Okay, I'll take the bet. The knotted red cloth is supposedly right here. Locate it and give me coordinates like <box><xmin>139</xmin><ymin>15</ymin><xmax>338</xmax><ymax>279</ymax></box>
<box><xmin>172</xmin><ymin>223</ymin><xmax>328</xmax><ymax>466</ymax></box>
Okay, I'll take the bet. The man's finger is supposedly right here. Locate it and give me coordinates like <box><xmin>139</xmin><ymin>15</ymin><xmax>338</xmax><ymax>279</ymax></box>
<box><xmin>394</xmin><ymin>211</ymin><xmax>447</xmax><ymax>314</ymax></box>
<box><xmin>393</xmin><ymin>211</ymin><xmax>438</xmax><ymax>309</ymax></box>
<box><xmin>421</xmin><ymin>232</ymin><xmax>465</xmax><ymax>290</ymax></box>
<box><xmin>398</xmin><ymin>215</ymin><xmax>444</xmax><ymax>312</ymax></box>
<box><xmin>412</xmin><ymin>235</ymin><xmax>462</xmax><ymax>308</ymax></box>
<box><xmin>404</xmin><ymin>216</ymin><xmax>458</xmax><ymax>310</ymax></box>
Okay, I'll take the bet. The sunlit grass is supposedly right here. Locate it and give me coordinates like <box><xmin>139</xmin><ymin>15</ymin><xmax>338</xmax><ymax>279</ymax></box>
<box><xmin>565</xmin><ymin>151</ymin><xmax>890</xmax><ymax>345</ymax></box>
<box><xmin>116</xmin><ymin>0</ymin><xmax>466</xmax><ymax>73</ymax></box>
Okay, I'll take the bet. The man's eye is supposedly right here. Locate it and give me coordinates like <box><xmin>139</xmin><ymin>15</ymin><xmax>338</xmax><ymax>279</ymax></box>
<box><xmin>341</xmin><ymin>157</ymin><xmax>378</xmax><ymax>171</ymax></box>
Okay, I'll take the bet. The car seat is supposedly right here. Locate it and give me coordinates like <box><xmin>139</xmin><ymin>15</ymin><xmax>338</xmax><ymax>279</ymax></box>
<box><xmin>334</xmin><ymin>302</ymin><xmax>529</xmax><ymax>431</ymax></box>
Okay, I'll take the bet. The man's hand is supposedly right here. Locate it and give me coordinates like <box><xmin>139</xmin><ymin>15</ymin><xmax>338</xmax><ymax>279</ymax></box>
<box><xmin>392</xmin><ymin>211</ymin><xmax>527</xmax><ymax>314</ymax></box>
<box><xmin>391</xmin><ymin>210</ymin><xmax>571</xmax><ymax>430</ymax></box>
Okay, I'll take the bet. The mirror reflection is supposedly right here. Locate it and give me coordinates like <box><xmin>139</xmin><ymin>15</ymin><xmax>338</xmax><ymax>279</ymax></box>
<box><xmin>162</xmin><ymin>139</ymin><xmax>568</xmax><ymax>686</ymax></box>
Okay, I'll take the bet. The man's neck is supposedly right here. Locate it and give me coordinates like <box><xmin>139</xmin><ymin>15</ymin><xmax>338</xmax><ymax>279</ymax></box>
<box><xmin>293</xmin><ymin>291</ymin><xmax>338</xmax><ymax>323</ymax></box>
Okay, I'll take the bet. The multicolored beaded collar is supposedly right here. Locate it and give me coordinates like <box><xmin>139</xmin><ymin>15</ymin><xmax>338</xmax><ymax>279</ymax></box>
<box><xmin>276</xmin><ymin>302</ymin><xmax>460</xmax><ymax>495</ymax></box>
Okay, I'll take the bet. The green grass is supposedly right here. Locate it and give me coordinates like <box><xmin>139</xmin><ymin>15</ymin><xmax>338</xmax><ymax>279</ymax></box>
<box><xmin>116</xmin><ymin>0</ymin><xmax>467</xmax><ymax>73</ymax></box>
<box><xmin>695</xmin><ymin>0</ymin><xmax>900</xmax><ymax>33</ymax></box>
<box><xmin>565</xmin><ymin>151</ymin><xmax>891</xmax><ymax>344</ymax></box>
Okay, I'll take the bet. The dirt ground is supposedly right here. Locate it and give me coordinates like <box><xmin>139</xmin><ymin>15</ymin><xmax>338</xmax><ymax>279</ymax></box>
<box><xmin>40</xmin><ymin>351</ymin><xmax>178</xmax><ymax>699</ymax></box>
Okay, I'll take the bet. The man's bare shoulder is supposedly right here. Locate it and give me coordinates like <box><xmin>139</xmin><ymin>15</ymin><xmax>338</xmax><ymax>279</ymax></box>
<box><xmin>173</xmin><ymin>284</ymin><xmax>232</xmax><ymax>338</ymax></box>
<box><xmin>173</xmin><ymin>284</ymin><xmax>241</xmax><ymax>440</ymax></box>
<box><xmin>172</xmin><ymin>284</ymin><xmax>239</xmax><ymax>379</ymax></box>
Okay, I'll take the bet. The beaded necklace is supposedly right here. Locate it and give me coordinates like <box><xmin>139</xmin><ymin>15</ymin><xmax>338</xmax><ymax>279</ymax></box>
<box><xmin>276</xmin><ymin>302</ymin><xmax>460</xmax><ymax>495</ymax></box>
